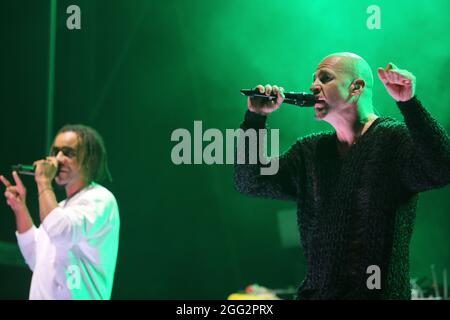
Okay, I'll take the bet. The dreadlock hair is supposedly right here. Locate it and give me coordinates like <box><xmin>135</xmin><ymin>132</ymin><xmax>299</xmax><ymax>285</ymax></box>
<box><xmin>56</xmin><ymin>124</ymin><xmax>112</xmax><ymax>183</ymax></box>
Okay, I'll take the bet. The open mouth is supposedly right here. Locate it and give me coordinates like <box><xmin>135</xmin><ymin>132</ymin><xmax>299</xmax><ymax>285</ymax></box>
<box><xmin>314</xmin><ymin>100</ymin><xmax>326</xmax><ymax>109</ymax></box>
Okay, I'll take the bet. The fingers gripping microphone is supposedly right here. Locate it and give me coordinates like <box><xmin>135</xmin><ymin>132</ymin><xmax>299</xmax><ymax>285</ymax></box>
<box><xmin>240</xmin><ymin>89</ymin><xmax>317</xmax><ymax>107</ymax></box>
<box><xmin>12</xmin><ymin>164</ymin><xmax>61</xmax><ymax>176</ymax></box>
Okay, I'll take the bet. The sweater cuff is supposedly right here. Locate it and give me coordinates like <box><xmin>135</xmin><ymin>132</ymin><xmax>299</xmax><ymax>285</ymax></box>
<box><xmin>396</xmin><ymin>96</ymin><xmax>420</xmax><ymax>111</ymax></box>
<box><xmin>242</xmin><ymin>110</ymin><xmax>267</xmax><ymax>129</ymax></box>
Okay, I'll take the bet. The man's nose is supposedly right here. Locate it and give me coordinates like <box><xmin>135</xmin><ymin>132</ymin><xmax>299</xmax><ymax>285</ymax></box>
<box><xmin>310</xmin><ymin>83</ymin><xmax>321</xmax><ymax>95</ymax></box>
<box><xmin>55</xmin><ymin>151</ymin><xmax>65</xmax><ymax>162</ymax></box>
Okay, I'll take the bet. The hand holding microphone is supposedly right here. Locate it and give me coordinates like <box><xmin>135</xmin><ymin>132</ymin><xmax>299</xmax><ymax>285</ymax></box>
<box><xmin>246</xmin><ymin>84</ymin><xmax>285</xmax><ymax>116</ymax></box>
<box><xmin>12</xmin><ymin>158</ymin><xmax>59</xmax><ymax>178</ymax></box>
<box><xmin>241</xmin><ymin>84</ymin><xmax>317</xmax><ymax>116</ymax></box>
<box><xmin>33</xmin><ymin>157</ymin><xmax>59</xmax><ymax>185</ymax></box>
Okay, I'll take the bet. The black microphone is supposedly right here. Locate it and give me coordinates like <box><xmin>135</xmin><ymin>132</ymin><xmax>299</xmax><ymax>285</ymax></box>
<box><xmin>12</xmin><ymin>164</ymin><xmax>35</xmax><ymax>176</ymax></box>
<box><xmin>240</xmin><ymin>89</ymin><xmax>317</xmax><ymax>107</ymax></box>
<box><xmin>12</xmin><ymin>164</ymin><xmax>60</xmax><ymax>176</ymax></box>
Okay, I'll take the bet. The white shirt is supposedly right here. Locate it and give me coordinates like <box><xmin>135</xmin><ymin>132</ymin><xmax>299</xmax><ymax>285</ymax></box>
<box><xmin>16</xmin><ymin>183</ymin><xmax>120</xmax><ymax>300</ymax></box>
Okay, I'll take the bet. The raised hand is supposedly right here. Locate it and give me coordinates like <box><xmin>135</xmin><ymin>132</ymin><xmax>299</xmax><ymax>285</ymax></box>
<box><xmin>0</xmin><ymin>171</ymin><xmax>27</xmax><ymax>213</ymax></box>
<box><xmin>377</xmin><ymin>63</ymin><xmax>416</xmax><ymax>102</ymax></box>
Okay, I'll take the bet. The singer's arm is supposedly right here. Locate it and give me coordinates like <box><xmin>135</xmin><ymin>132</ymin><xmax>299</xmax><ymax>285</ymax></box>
<box><xmin>36</xmin><ymin>180</ymin><xmax>58</xmax><ymax>223</ymax></box>
<box><xmin>394</xmin><ymin>97</ymin><xmax>450</xmax><ymax>193</ymax></box>
<box><xmin>32</xmin><ymin>159</ymin><xmax>58</xmax><ymax>223</ymax></box>
<box><xmin>377</xmin><ymin>65</ymin><xmax>450</xmax><ymax>191</ymax></box>
<box><xmin>0</xmin><ymin>173</ymin><xmax>38</xmax><ymax>270</ymax></box>
<box><xmin>13</xmin><ymin>206</ymin><xmax>34</xmax><ymax>233</ymax></box>
<box><xmin>234</xmin><ymin>110</ymin><xmax>303</xmax><ymax>201</ymax></box>
<box><xmin>0</xmin><ymin>172</ymin><xmax>34</xmax><ymax>233</ymax></box>
<box><xmin>13</xmin><ymin>206</ymin><xmax>38</xmax><ymax>271</ymax></box>
<box><xmin>41</xmin><ymin>190</ymin><xmax>117</xmax><ymax>248</ymax></box>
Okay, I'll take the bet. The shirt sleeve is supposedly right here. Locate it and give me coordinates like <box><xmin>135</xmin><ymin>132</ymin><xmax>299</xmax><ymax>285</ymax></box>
<box><xmin>396</xmin><ymin>96</ymin><xmax>450</xmax><ymax>193</ymax></box>
<box><xmin>42</xmin><ymin>190</ymin><xmax>118</xmax><ymax>248</ymax></box>
<box><xmin>16</xmin><ymin>226</ymin><xmax>39</xmax><ymax>271</ymax></box>
<box><xmin>233</xmin><ymin>110</ymin><xmax>303</xmax><ymax>202</ymax></box>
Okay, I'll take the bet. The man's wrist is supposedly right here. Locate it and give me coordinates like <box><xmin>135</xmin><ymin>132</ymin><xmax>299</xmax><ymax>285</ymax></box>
<box><xmin>396</xmin><ymin>95</ymin><xmax>419</xmax><ymax>107</ymax></box>
<box><xmin>395</xmin><ymin>95</ymin><xmax>417</xmax><ymax>103</ymax></box>
<box><xmin>244</xmin><ymin>110</ymin><xmax>268</xmax><ymax>128</ymax></box>
<box><xmin>36</xmin><ymin>180</ymin><xmax>53</xmax><ymax>192</ymax></box>
<box><xmin>13</xmin><ymin>205</ymin><xmax>31</xmax><ymax>218</ymax></box>
<box><xmin>251</xmin><ymin>110</ymin><xmax>268</xmax><ymax>116</ymax></box>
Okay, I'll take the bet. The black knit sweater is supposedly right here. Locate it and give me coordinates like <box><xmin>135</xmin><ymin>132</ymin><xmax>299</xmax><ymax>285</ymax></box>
<box><xmin>234</xmin><ymin>97</ymin><xmax>450</xmax><ymax>299</ymax></box>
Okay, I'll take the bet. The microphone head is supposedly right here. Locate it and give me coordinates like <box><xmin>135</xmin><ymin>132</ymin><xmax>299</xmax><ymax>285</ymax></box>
<box><xmin>283</xmin><ymin>92</ymin><xmax>317</xmax><ymax>107</ymax></box>
<box><xmin>12</xmin><ymin>164</ymin><xmax>35</xmax><ymax>176</ymax></box>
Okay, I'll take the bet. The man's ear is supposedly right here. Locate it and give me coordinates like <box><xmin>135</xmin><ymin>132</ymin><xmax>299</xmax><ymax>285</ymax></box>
<box><xmin>352</xmin><ymin>79</ymin><xmax>365</xmax><ymax>94</ymax></box>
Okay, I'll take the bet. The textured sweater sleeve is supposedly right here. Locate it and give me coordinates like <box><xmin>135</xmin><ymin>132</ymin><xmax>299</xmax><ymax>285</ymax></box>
<box><xmin>233</xmin><ymin>110</ymin><xmax>302</xmax><ymax>202</ymax></box>
<box><xmin>396</xmin><ymin>96</ymin><xmax>450</xmax><ymax>193</ymax></box>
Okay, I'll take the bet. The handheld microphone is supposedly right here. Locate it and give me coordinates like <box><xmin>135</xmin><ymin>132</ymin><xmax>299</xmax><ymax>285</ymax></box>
<box><xmin>240</xmin><ymin>89</ymin><xmax>317</xmax><ymax>107</ymax></box>
<box><xmin>11</xmin><ymin>164</ymin><xmax>60</xmax><ymax>176</ymax></box>
<box><xmin>12</xmin><ymin>164</ymin><xmax>36</xmax><ymax>176</ymax></box>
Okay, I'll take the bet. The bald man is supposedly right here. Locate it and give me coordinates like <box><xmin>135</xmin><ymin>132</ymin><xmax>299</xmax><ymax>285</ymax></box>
<box><xmin>234</xmin><ymin>52</ymin><xmax>450</xmax><ymax>299</ymax></box>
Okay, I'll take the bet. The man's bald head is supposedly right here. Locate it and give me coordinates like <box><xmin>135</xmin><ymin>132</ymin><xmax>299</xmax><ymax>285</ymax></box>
<box><xmin>311</xmin><ymin>52</ymin><xmax>375</xmax><ymax>118</ymax></box>
<box><xmin>320</xmin><ymin>52</ymin><xmax>374</xmax><ymax>90</ymax></box>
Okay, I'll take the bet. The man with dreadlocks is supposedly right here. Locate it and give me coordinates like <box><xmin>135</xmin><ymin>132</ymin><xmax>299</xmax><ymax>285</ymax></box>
<box><xmin>1</xmin><ymin>125</ymin><xmax>120</xmax><ymax>300</ymax></box>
